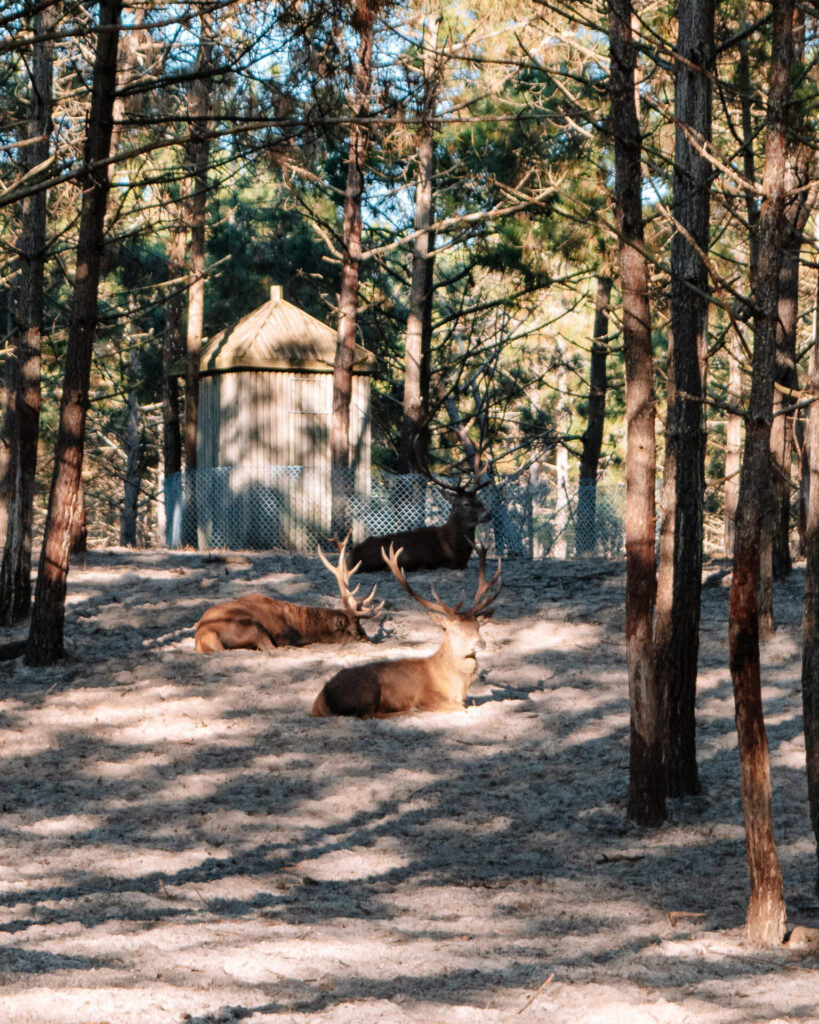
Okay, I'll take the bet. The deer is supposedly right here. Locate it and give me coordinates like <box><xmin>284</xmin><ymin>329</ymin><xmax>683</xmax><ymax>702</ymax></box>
<box><xmin>348</xmin><ymin>484</ymin><xmax>491</xmax><ymax>573</ymax></box>
<box><xmin>194</xmin><ymin>534</ymin><xmax>383</xmax><ymax>653</ymax></box>
<box><xmin>311</xmin><ymin>542</ymin><xmax>501</xmax><ymax>718</ymax></box>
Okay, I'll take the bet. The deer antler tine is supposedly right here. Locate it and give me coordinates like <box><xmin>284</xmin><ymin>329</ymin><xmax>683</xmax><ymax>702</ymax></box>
<box><xmin>430</xmin><ymin>584</ymin><xmax>463</xmax><ymax>616</ymax></box>
<box><xmin>320</xmin><ymin>535</ymin><xmax>377</xmax><ymax>619</ymax></box>
<box><xmin>467</xmin><ymin>545</ymin><xmax>502</xmax><ymax>617</ymax></box>
<box><xmin>382</xmin><ymin>543</ymin><xmax>462</xmax><ymax>617</ymax></box>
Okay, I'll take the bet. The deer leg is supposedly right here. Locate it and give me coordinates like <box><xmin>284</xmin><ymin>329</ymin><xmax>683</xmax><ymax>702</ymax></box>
<box><xmin>195</xmin><ymin>627</ymin><xmax>225</xmax><ymax>653</ymax></box>
<box><xmin>415</xmin><ymin>697</ymin><xmax>467</xmax><ymax>713</ymax></box>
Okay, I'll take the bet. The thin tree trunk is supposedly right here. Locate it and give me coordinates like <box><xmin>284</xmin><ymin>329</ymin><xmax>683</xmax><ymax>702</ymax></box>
<box><xmin>0</xmin><ymin>6</ymin><xmax>54</xmax><ymax>624</ymax></box>
<box><xmin>608</xmin><ymin>0</ymin><xmax>665</xmax><ymax>827</ymax></box>
<box><xmin>770</xmin><ymin>49</ymin><xmax>810</xmax><ymax>582</ymax></box>
<box><xmin>577</xmin><ymin>273</ymin><xmax>611</xmax><ymax>555</ymax></box>
<box><xmin>657</xmin><ymin>0</ymin><xmax>714</xmax><ymax>798</ymax></box>
<box><xmin>728</xmin><ymin>0</ymin><xmax>793</xmax><ymax>946</ymax></box>
<box><xmin>120</xmin><ymin>331</ymin><xmax>141</xmax><ymax>547</ymax></box>
<box><xmin>162</xmin><ymin>223</ymin><xmax>186</xmax><ymax>480</ymax></box>
<box><xmin>25</xmin><ymin>0</ymin><xmax>123</xmax><ymax>666</ymax></box>
<box><xmin>724</xmin><ymin>333</ymin><xmax>742</xmax><ymax>554</ymax></box>
<box><xmin>183</xmin><ymin>15</ymin><xmax>213</xmax><ymax>475</ymax></box>
<box><xmin>399</xmin><ymin>9</ymin><xmax>439</xmax><ymax>473</ymax></box>
<box><xmin>801</xmin><ymin>274</ymin><xmax>819</xmax><ymax>897</ymax></box>
<box><xmin>331</xmin><ymin>4</ymin><xmax>377</xmax><ymax>534</ymax></box>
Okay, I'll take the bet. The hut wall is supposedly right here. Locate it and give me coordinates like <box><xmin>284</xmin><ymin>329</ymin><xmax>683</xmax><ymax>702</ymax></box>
<box><xmin>196</xmin><ymin>369</ymin><xmax>371</xmax><ymax>549</ymax></box>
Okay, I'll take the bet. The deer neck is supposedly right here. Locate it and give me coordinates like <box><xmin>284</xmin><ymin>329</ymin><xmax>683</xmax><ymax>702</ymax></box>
<box><xmin>429</xmin><ymin>628</ymin><xmax>478</xmax><ymax>688</ymax></box>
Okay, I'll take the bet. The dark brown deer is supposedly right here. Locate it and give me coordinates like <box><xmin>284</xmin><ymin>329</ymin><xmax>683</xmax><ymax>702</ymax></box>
<box><xmin>349</xmin><ymin>486</ymin><xmax>490</xmax><ymax>572</ymax></box>
<box><xmin>194</xmin><ymin>535</ymin><xmax>383</xmax><ymax>652</ymax></box>
<box><xmin>311</xmin><ymin>542</ymin><xmax>501</xmax><ymax>717</ymax></box>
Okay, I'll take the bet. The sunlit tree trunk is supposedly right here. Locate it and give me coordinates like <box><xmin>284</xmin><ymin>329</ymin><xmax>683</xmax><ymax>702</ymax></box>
<box><xmin>728</xmin><ymin>0</ymin><xmax>793</xmax><ymax>946</ymax></box>
<box><xmin>0</xmin><ymin>5</ymin><xmax>54</xmax><ymax>624</ymax></box>
<box><xmin>770</xmin><ymin>19</ymin><xmax>811</xmax><ymax>582</ymax></box>
<box><xmin>183</xmin><ymin>13</ymin><xmax>214</xmax><ymax>474</ymax></box>
<box><xmin>162</xmin><ymin>223</ymin><xmax>186</xmax><ymax>480</ymax></box>
<box><xmin>801</xmin><ymin>275</ymin><xmax>819</xmax><ymax>896</ymax></box>
<box><xmin>331</xmin><ymin>2</ymin><xmax>378</xmax><ymax>534</ymax></box>
<box><xmin>577</xmin><ymin>273</ymin><xmax>611</xmax><ymax>555</ymax></box>
<box><xmin>25</xmin><ymin>0</ymin><xmax>123</xmax><ymax>665</ymax></box>
<box><xmin>608</xmin><ymin>0</ymin><xmax>665</xmax><ymax>827</ymax></box>
<box><xmin>724</xmin><ymin>334</ymin><xmax>743</xmax><ymax>554</ymax></box>
<box><xmin>656</xmin><ymin>0</ymin><xmax>714</xmax><ymax>798</ymax></box>
<box><xmin>399</xmin><ymin>8</ymin><xmax>440</xmax><ymax>473</ymax></box>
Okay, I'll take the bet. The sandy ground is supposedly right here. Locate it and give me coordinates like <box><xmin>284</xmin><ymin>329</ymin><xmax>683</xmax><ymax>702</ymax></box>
<box><xmin>0</xmin><ymin>547</ymin><xmax>817</xmax><ymax>1024</ymax></box>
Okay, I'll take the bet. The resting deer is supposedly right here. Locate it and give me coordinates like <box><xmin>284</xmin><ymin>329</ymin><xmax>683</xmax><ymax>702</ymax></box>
<box><xmin>349</xmin><ymin>486</ymin><xmax>490</xmax><ymax>573</ymax></box>
<box><xmin>194</xmin><ymin>535</ymin><xmax>383</xmax><ymax>652</ymax></box>
<box><xmin>311</xmin><ymin>542</ymin><xmax>501</xmax><ymax>717</ymax></box>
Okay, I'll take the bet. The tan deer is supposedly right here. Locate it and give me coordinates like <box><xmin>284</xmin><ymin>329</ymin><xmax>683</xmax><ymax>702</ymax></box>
<box><xmin>311</xmin><ymin>542</ymin><xmax>501</xmax><ymax>717</ymax></box>
<box><xmin>194</xmin><ymin>535</ymin><xmax>383</xmax><ymax>652</ymax></box>
<box><xmin>349</xmin><ymin>486</ymin><xmax>490</xmax><ymax>573</ymax></box>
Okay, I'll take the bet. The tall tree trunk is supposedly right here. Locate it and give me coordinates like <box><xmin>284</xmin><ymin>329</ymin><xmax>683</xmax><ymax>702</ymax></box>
<box><xmin>656</xmin><ymin>0</ymin><xmax>714</xmax><ymax>798</ymax></box>
<box><xmin>724</xmin><ymin>333</ymin><xmax>743</xmax><ymax>554</ymax></box>
<box><xmin>577</xmin><ymin>273</ymin><xmax>611</xmax><ymax>555</ymax></box>
<box><xmin>608</xmin><ymin>0</ymin><xmax>665</xmax><ymax>827</ymax></box>
<box><xmin>120</xmin><ymin>326</ymin><xmax>141</xmax><ymax>547</ymax></box>
<box><xmin>724</xmin><ymin>30</ymin><xmax>758</xmax><ymax>559</ymax></box>
<box><xmin>398</xmin><ymin>9</ymin><xmax>440</xmax><ymax>473</ymax></box>
<box><xmin>770</xmin><ymin>64</ymin><xmax>811</xmax><ymax>582</ymax></box>
<box><xmin>184</xmin><ymin>14</ymin><xmax>213</xmax><ymax>473</ymax></box>
<box><xmin>25</xmin><ymin>0</ymin><xmax>123</xmax><ymax>666</ymax></box>
<box><xmin>802</xmin><ymin>268</ymin><xmax>819</xmax><ymax>896</ymax></box>
<box><xmin>728</xmin><ymin>0</ymin><xmax>793</xmax><ymax>946</ymax></box>
<box><xmin>0</xmin><ymin>6</ymin><xmax>54</xmax><ymax>624</ymax></box>
<box><xmin>162</xmin><ymin>223</ymin><xmax>186</xmax><ymax>480</ymax></box>
<box><xmin>331</xmin><ymin>4</ymin><xmax>377</xmax><ymax>534</ymax></box>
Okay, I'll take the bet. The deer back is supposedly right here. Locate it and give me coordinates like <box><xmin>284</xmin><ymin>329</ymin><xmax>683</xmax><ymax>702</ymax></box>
<box><xmin>350</xmin><ymin>490</ymin><xmax>490</xmax><ymax>572</ymax></box>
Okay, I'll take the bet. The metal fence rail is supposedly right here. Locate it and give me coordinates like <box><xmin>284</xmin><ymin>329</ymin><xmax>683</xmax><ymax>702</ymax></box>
<box><xmin>164</xmin><ymin>467</ymin><xmax>626</xmax><ymax>558</ymax></box>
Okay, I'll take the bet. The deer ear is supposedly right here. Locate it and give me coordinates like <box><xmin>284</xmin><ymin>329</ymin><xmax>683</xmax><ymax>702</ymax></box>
<box><xmin>336</xmin><ymin>615</ymin><xmax>348</xmax><ymax>630</ymax></box>
<box><xmin>428</xmin><ymin>610</ymin><xmax>449</xmax><ymax>627</ymax></box>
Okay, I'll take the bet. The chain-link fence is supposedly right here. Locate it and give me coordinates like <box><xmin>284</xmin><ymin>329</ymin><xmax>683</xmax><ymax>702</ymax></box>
<box><xmin>164</xmin><ymin>467</ymin><xmax>626</xmax><ymax>558</ymax></box>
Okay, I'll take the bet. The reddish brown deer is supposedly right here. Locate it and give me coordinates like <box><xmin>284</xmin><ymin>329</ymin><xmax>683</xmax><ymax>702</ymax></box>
<box><xmin>311</xmin><ymin>542</ymin><xmax>501</xmax><ymax>717</ymax></box>
<box><xmin>349</xmin><ymin>487</ymin><xmax>490</xmax><ymax>572</ymax></box>
<box><xmin>194</xmin><ymin>535</ymin><xmax>383</xmax><ymax>652</ymax></box>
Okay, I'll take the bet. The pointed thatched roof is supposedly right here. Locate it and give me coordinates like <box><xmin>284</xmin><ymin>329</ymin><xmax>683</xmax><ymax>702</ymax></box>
<box><xmin>200</xmin><ymin>286</ymin><xmax>374</xmax><ymax>374</ymax></box>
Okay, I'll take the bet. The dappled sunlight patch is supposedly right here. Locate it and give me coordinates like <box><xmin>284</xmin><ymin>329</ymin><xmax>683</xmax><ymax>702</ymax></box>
<box><xmin>25</xmin><ymin>813</ymin><xmax>102</xmax><ymax>837</ymax></box>
<box><xmin>296</xmin><ymin>843</ymin><xmax>412</xmax><ymax>882</ymax></box>
<box><xmin>769</xmin><ymin>732</ymin><xmax>807</xmax><ymax>768</ymax></box>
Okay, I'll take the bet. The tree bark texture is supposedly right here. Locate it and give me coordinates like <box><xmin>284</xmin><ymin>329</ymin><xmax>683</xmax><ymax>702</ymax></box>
<box><xmin>801</xmin><ymin>351</ymin><xmax>819</xmax><ymax>895</ymax></box>
<box><xmin>331</xmin><ymin>5</ymin><xmax>376</xmax><ymax>534</ymax></box>
<box><xmin>728</xmin><ymin>0</ymin><xmax>793</xmax><ymax>945</ymax></box>
<box><xmin>770</xmin><ymin>67</ymin><xmax>811</xmax><ymax>581</ymax></box>
<box><xmin>25</xmin><ymin>0</ymin><xmax>122</xmax><ymax>666</ymax></box>
<box><xmin>0</xmin><ymin>6</ymin><xmax>54</xmax><ymax>624</ymax></box>
<box><xmin>120</xmin><ymin>338</ymin><xmax>141</xmax><ymax>547</ymax></box>
<box><xmin>577</xmin><ymin>274</ymin><xmax>611</xmax><ymax>555</ymax></box>
<box><xmin>724</xmin><ymin>333</ymin><xmax>743</xmax><ymax>554</ymax></box>
<box><xmin>398</xmin><ymin>10</ymin><xmax>440</xmax><ymax>473</ymax></box>
<box><xmin>657</xmin><ymin>0</ymin><xmax>714</xmax><ymax>798</ymax></box>
<box><xmin>184</xmin><ymin>14</ymin><xmax>213</xmax><ymax>473</ymax></box>
<box><xmin>608</xmin><ymin>0</ymin><xmax>665</xmax><ymax>827</ymax></box>
<box><xmin>162</xmin><ymin>223</ymin><xmax>186</xmax><ymax>479</ymax></box>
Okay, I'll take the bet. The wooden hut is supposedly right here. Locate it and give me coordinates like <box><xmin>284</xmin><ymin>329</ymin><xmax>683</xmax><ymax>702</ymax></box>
<box><xmin>195</xmin><ymin>285</ymin><xmax>374</xmax><ymax>549</ymax></box>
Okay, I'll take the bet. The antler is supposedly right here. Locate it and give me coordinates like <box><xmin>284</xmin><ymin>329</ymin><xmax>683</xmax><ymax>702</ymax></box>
<box><xmin>381</xmin><ymin>542</ymin><xmax>500</xmax><ymax>619</ymax></box>
<box><xmin>414</xmin><ymin>440</ymin><xmax>492</xmax><ymax>495</ymax></box>
<box><xmin>381</xmin><ymin>543</ymin><xmax>466</xmax><ymax>617</ymax></box>
<box><xmin>318</xmin><ymin>532</ymin><xmax>384</xmax><ymax>620</ymax></box>
<box><xmin>468</xmin><ymin>545</ymin><xmax>502</xmax><ymax>618</ymax></box>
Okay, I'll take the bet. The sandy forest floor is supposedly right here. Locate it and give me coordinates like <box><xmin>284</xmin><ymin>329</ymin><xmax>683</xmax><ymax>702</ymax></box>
<box><xmin>0</xmin><ymin>547</ymin><xmax>818</xmax><ymax>1024</ymax></box>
